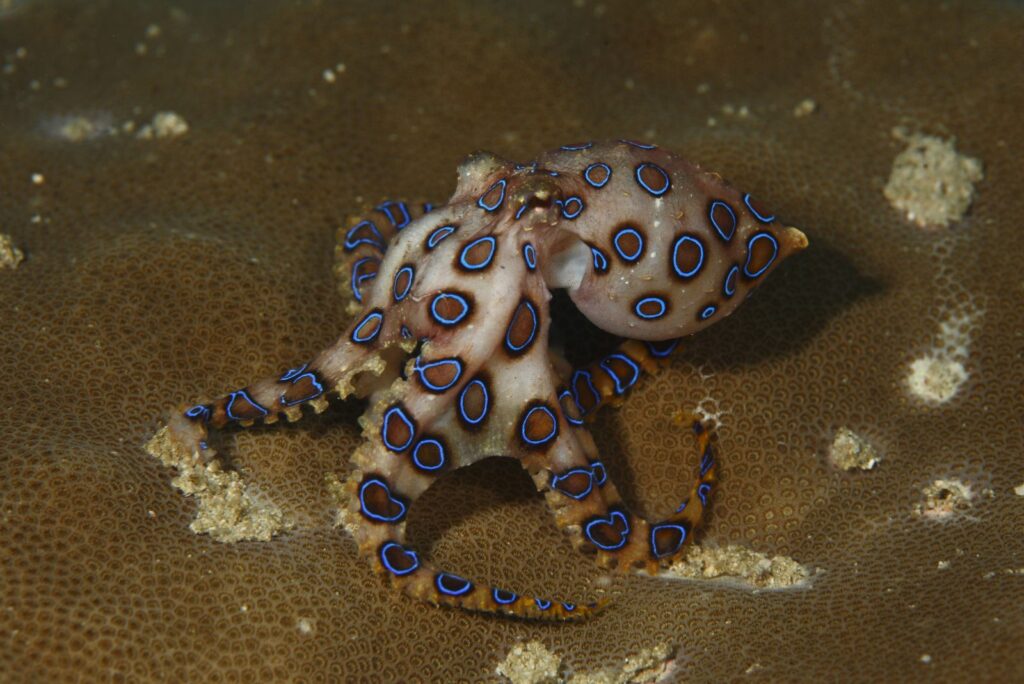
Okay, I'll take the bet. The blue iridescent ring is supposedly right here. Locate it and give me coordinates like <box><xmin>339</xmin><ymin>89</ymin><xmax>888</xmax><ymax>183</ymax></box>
<box><xmin>708</xmin><ymin>200</ymin><xmax>737</xmax><ymax>242</ymax></box>
<box><xmin>522</xmin><ymin>243</ymin><xmax>537</xmax><ymax>271</ymax></box>
<box><xmin>458</xmin><ymin>378</ymin><xmax>490</xmax><ymax>426</ymax></box>
<box><xmin>584</xmin><ymin>510</ymin><xmax>631</xmax><ymax>551</ymax></box>
<box><xmin>743</xmin><ymin>192</ymin><xmax>775</xmax><ymax>223</ymax></box>
<box><xmin>358</xmin><ymin>477</ymin><xmax>407</xmax><ymax>523</ymax></box>
<box><xmin>612</xmin><ymin>227</ymin><xmax>644</xmax><ymax>263</ymax></box>
<box><xmin>429</xmin><ymin>293</ymin><xmax>471</xmax><ymax>326</ymax></box>
<box><xmin>599</xmin><ymin>353</ymin><xmax>641</xmax><ymax>395</ymax></box>
<box><xmin>351</xmin><ymin>309</ymin><xmax>384</xmax><ymax>344</ymax></box>
<box><xmin>590</xmin><ymin>245</ymin><xmax>609</xmax><ymax>273</ymax></box>
<box><xmin>435</xmin><ymin>572</ymin><xmax>473</xmax><ymax>597</ymax></box>
<box><xmin>381</xmin><ymin>405</ymin><xmax>415</xmax><ymax>452</ymax></box>
<box><xmin>414</xmin><ymin>357</ymin><xmax>464</xmax><ymax>393</ymax></box>
<box><xmin>699</xmin><ymin>305</ymin><xmax>717</xmax><ymax>321</ymax></box>
<box><xmin>743</xmin><ymin>232</ymin><xmax>779</xmax><ymax>278</ymax></box>
<box><xmin>379</xmin><ymin>541</ymin><xmax>419</xmax><ymax>576</ymax></box>
<box><xmin>520</xmin><ymin>404</ymin><xmax>558</xmax><ymax>447</ymax></box>
<box><xmin>376</xmin><ymin>200</ymin><xmax>412</xmax><ymax>229</ymax></box>
<box><xmin>350</xmin><ymin>256</ymin><xmax>379</xmax><ymax>303</ymax></box>
<box><xmin>225</xmin><ymin>389</ymin><xmax>268</xmax><ymax>420</ymax></box>
<box><xmin>561</xmin><ymin>196</ymin><xmax>585</xmax><ymax>219</ymax></box>
<box><xmin>634</xmin><ymin>296</ymin><xmax>668</xmax><ymax>320</ymax></box>
<box><xmin>458</xmin><ymin>235</ymin><xmax>497</xmax><ymax>270</ymax></box>
<box><xmin>649</xmin><ymin>523</ymin><xmax>688</xmax><ymax>559</ymax></box>
<box><xmin>634</xmin><ymin>162</ymin><xmax>671</xmax><ymax>196</ymax></box>
<box><xmin>477</xmin><ymin>179</ymin><xmax>507</xmax><ymax>212</ymax></box>
<box><xmin>411</xmin><ymin>437</ymin><xmax>447</xmax><ymax>472</ymax></box>
<box><xmin>393</xmin><ymin>265</ymin><xmax>415</xmax><ymax>302</ymax></box>
<box><xmin>723</xmin><ymin>265</ymin><xmax>739</xmax><ymax>298</ymax></box>
<box><xmin>492</xmin><ymin>588</ymin><xmax>518</xmax><ymax>605</ymax></box>
<box><xmin>426</xmin><ymin>224</ymin><xmax>457</xmax><ymax>250</ymax></box>
<box><xmin>583</xmin><ymin>162</ymin><xmax>612</xmax><ymax>188</ymax></box>
<box><xmin>560</xmin><ymin>142</ymin><xmax>593</xmax><ymax>151</ymax></box>
<box><xmin>671</xmin><ymin>235</ymin><xmax>705</xmax><ymax>279</ymax></box>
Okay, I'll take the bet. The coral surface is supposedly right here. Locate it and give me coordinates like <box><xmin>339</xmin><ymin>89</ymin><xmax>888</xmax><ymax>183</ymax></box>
<box><xmin>2</xmin><ymin>0</ymin><xmax>1022</xmax><ymax>681</ymax></box>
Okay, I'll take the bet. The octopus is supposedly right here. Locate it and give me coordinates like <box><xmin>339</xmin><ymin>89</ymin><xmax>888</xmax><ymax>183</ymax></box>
<box><xmin>165</xmin><ymin>140</ymin><xmax>807</xmax><ymax>621</ymax></box>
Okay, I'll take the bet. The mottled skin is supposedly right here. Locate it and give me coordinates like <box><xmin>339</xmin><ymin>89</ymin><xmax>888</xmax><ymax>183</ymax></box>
<box><xmin>166</xmin><ymin>140</ymin><xmax>807</xmax><ymax>620</ymax></box>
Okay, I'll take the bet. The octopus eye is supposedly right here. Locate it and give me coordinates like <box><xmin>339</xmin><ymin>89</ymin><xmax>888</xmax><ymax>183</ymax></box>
<box><xmin>708</xmin><ymin>200</ymin><xmax>737</xmax><ymax>242</ymax></box>
<box><xmin>583</xmin><ymin>162</ymin><xmax>612</xmax><ymax>188</ymax></box>
<box><xmin>743</xmin><ymin>232</ymin><xmax>780</xmax><ymax>279</ymax></box>
<box><xmin>435</xmin><ymin>572</ymin><xmax>474</xmax><ymax>597</ymax></box>
<box><xmin>379</xmin><ymin>541</ymin><xmax>419</xmax><ymax>577</ymax></box>
<box><xmin>633</xmin><ymin>295</ymin><xmax>669</xmax><ymax>321</ymax></box>
<box><xmin>634</xmin><ymin>162</ymin><xmax>671</xmax><ymax>197</ymax></box>
<box><xmin>477</xmin><ymin>179</ymin><xmax>507</xmax><ymax>212</ymax></box>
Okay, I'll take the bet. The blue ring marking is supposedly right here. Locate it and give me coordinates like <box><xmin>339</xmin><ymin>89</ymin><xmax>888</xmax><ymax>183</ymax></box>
<box><xmin>225</xmin><ymin>389</ymin><xmax>268</xmax><ymax>420</ymax></box>
<box><xmin>520</xmin><ymin>404</ymin><xmax>558</xmax><ymax>447</ymax></box>
<box><xmin>571</xmin><ymin>369</ymin><xmax>600</xmax><ymax>414</ymax></box>
<box><xmin>558</xmin><ymin>389</ymin><xmax>584</xmax><ymax>426</ymax></box>
<box><xmin>514</xmin><ymin>204</ymin><xmax>528</xmax><ymax>220</ymax></box>
<box><xmin>699</xmin><ymin>305</ymin><xmax>717</xmax><ymax>321</ymax></box>
<box><xmin>675</xmin><ymin>500</ymin><xmax>688</xmax><ymax>513</ymax></box>
<box><xmin>522</xmin><ymin>243</ymin><xmax>537</xmax><ymax>271</ymax></box>
<box><xmin>281</xmin><ymin>371</ymin><xmax>325</xmax><ymax>406</ymax></box>
<box><xmin>414</xmin><ymin>357</ymin><xmax>464</xmax><ymax>393</ymax></box>
<box><xmin>743</xmin><ymin>232</ymin><xmax>780</xmax><ymax>278</ymax></box>
<box><xmin>422</xmin><ymin>202</ymin><xmax>436</xmax><ymax>213</ymax></box>
<box><xmin>492</xmin><ymin>588</ymin><xmax>518</xmax><ymax>605</ymax></box>
<box><xmin>411</xmin><ymin>437</ymin><xmax>447</xmax><ymax>472</ymax></box>
<box><xmin>426</xmin><ymin>224</ymin><xmax>456</xmax><ymax>250</ymax></box>
<box><xmin>723</xmin><ymin>265</ymin><xmax>739</xmax><ymax>298</ymax></box>
<box><xmin>700</xmin><ymin>445</ymin><xmax>715</xmax><ymax>476</ymax></box>
<box><xmin>535</xmin><ymin>598</ymin><xmax>552</xmax><ymax>611</ymax></box>
<box><xmin>279</xmin><ymin>364</ymin><xmax>308</xmax><ymax>383</ymax></box>
<box><xmin>349</xmin><ymin>257</ymin><xmax>379</xmax><ymax>303</ymax></box>
<box><xmin>429</xmin><ymin>292</ymin><xmax>471</xmax><ymax>326</ymax></box>
<box><xmin>393</xmin><ymin>265</ymin><xmax>415</xmax><ymax>302</ymax></box>
<box><xmin>550</xmin><ymin>467</ymin><xmax>594</xmax><ymax>500</ymax></box>
<box><xmin>477</xmin><ymin>178</ymin><xmax>507</xmax><ymax>212</ymax></box>
<box><xmin>547</xmin><ymin>170</ymin><xmax>560</xmax><ymax>177</ymax></box>
<box><xmin>697</xmin><ymin>482</ymin><xmax>712</xmax><ymax>506</ymax></box>
<box><xmin>376</xmin><ymin>200</ymin><xmax>412</xmax><ymax>230</ymax></box>
<box><xmin>351</xmin><ymin>309</ymin><xmax>384</xmax><ymax>344</ymax></box>
<box><xmin>400</xmin><ymin>325</ymin><xmax>412</xmax><ymax>340</ymax></box>
<box><xmin>584</xmin><ymin>510</ymin><xmax>631</xmax><ymax>551</ymax></box>
<box><xmin>599</xmin><ymin>353</ymin><xmax>641</xmax><ymax>395</ymax></box>
<box><xmin>381</xmin><ymin>405</ymin><xmax>415</xmax><ymax>452</ymax></box>
<box><xmin>560</xmin><ymin>142</ymin><xmax>593</xmax><ymax>151</ymax></box>
<box><xmin>650</xmin><ymin>523</ymin><xmax>688</xmax><ymax>559</ymax></box>
<box><xmin>344</xmin><ymin>220</ymin><xmax>387</xmax><ymax>251</ymax></box>
<box><xmin>458</xmin><ymin>235</ymin><xmax>497</xmax><ymax>270</ymax></box>
<box><xmin>505</xmin><ymin>300</ymin><xmax>538</xmax><ymax>354</ymax></box>
<box><xmin>612</xmin><ymin>227</ymin><xmax>645</xmax><ymax>262</ymax></box>
<box><xmin>583</xmin><ymin>162</ymin><xmax>612</xmax><ymax>188</ymax></box>
<box><xmin>634</xmin><ymin>296</ymin><xmax>668</xmax><ymax>320</ymax></box>
<box><xmin>620</xmin><ymin>139</ymin><xmax>657</xmax><ymax>149</ymax></box>
<box><xmin>634</xmin><ymin>162</ymin><xmax>671</xmax><ymax>196</ymax></box>
<box><xmin>590</xmin><ymin>460</ymin><xmax>607</xmax><ymax>486</ymax></box>
<box><xmin>435</xmin><ymin>572</ymin><xmax>473</xmax><ymax>597</ymax></box>
<box><xmin>560</xmin><ymin>195</ymin><xmax>585</xmax><ymax>220</ymax></box>
<box><xmin>198</xmin><ymin>440</ymin><xmax>208</xmax><ymax>450</ymax></box>
<box><xmin>590</xmin><ymin>245</ymin><xmax>609</xmax><ymax>273</ymax></box>
<box><xmin>708</xmin><ymin>200</ymin><xmax>737</xmax><ymax>242</ymax></box>
<box><xmin>185</xmin><ymin>404</ymin><xmax>210</xmax><ymax>421</ymax></box>
<box><xmin>458</xmin><ymin>378</ymin><xmax>490</xmax><ymax>426</ymax></box>
<box><xmin>743</xmin><ymin>192</ymin><xmax>775</xmax><ymax>223</ymax></box>
<box><xmin>561</xmin><ymin>602</ymin><xmax>576</xmax><ymax>612</ymax></box>
<box><xmin>644</xmin><ymin>339</ymin><xmax>680</xmax><ymax>359</ymax></box>
<box><xmin>358</xmin><ymin>477</ymin><xmax>407</xmax><ymax>523</ymax></box>
<box><xmin>671</xmin><ymin>235</ymin><xmax>705</xmax><ymax>279</ymax></box>
<box><xmin>379</xmin><ymin>541</ymin><xmax>420</xmax><ymax>576</ymax></box>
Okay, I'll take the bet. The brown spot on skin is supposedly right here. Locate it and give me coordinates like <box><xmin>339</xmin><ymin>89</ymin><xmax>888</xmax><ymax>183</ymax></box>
<box><xmin>651</xmin><ymin>523</ymin><xmax>687</xmax><ymax>558</ymax></box>
<box><xmin>419</xmin><ymin>359</ymin><xmax>460</xmax><ymax>393</ymax></box>
<box><xmin>223</xmin><ymin>391</ymin><xmax>267</xmax><ymax>422</ymax></box>
<box><xmin>710</xmin><ymin>201</ymin><xmax>737</xmax><ymax>240</ymax></box>
<box><xmin>412</xmin><ymin>437</ymin><xmax>446</xmax><ymax>470</ymax></box>
<box><xmin>558</xmin><ymin>390</ymin><xmax>583</xmax><ymax>424</ymax></box>
<box><xmin>520</xmin><ymin>401</ymin><xmax>558</xmax><ymax>447</ymax></box>
<box><xmin>431</xmin><ymin>292</ymin><xmax>472</xmax><ymax>325</ymax></box>
<box><xmin>672</xmin><ymin>233</ymin><xmax>705</xmax><ymax>280</ymax></box>
<box><xmin>280</xmin><ymin>372</ymin><xmax>323</xmax><ymax>406</ymax></box>
<box><xmin>480</xmin><ymin>180</ymin><xmax>505</xmax><ymax>209</ymax></box>
<box><xmin>636</xmin><ymin>296</ymin><xmax>669</xmax><ymax>319</ymax></box>
<box><xmin>458</xmin><ymin>375</ymin><xmax>490</xmax><ymax>428</ymax></box>
<box><xmin>393</xmin><ymin>264</ymin><xmax>412</xmax><ymax>298</ymax></box>
<box><xmin>457</xmin><ymin>238</ymin><xmax>495</xmax><ymax>270</ymax></box>
<box><xmin>612</xmin><ymin>225</ymin><xmax>643</xmax><ymax>263</ymax></box>
<box><xmin>381</xmin><ymin>543</ymin><xmax>417</xmax><ymax>573</ymax></box>
<box><xmin>383</xmin><ymin>405</ymin><xmax>414</xmax><ymax>451</ymax></box>
<box><xmin>586</xmin><ymin>509</ymin><xmax>630</xmax><ymax>549</ymax></box>
<box><xmin>745</xmin><ymin>232</ymin><xmax>778</xmax><ymax>278</ymax></box>
<box><xmin>552</xmin><ymin>470</ymin><xmax>592</xmax><ymax>498</ymax></box>
<box><xmin>637</xmin><ymin>163</ymin><xmax>671</xmax><ymax>195</ymax></box>
<box><xmin>360</xmin><ymin>478</ymin><xmax>407</xmax><ymax>522</ymax></box>
<box><xmin>505</xmin><ymin>299</ymin><xmax>538</xmax><ymax>354</ymax></box>
<box><xmin>572</xmin><ymin>373</ymin><xmax>601</xmax><ymax>414</ymax></box>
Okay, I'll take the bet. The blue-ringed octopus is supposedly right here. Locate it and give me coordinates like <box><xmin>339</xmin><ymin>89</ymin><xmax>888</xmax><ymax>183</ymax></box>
<box><xmin>165</xmin><ymin>140</ymin><xmax>807</xmax><ymax>621</ymax></box>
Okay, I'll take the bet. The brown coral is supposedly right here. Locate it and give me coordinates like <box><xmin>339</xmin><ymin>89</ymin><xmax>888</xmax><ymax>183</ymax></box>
<box><xmin>2</xmin><ymin>0</ymin><xmax>1023</xmax><ymax>681</ymax></box>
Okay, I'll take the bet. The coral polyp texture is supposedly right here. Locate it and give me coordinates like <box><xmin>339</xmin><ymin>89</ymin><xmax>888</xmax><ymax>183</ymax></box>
<box><xmin>2</xmin><ymin>0</ymin><xmax>1023</xmax><ymax>681</ymax></box>
<box><xmin>158</xmin><ymin>140</ymin><xmax>805</xmax><ymax>620</ymax></box>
